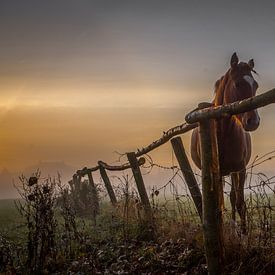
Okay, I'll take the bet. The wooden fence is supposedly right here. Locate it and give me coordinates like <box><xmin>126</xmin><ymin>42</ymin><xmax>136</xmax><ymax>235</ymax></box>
<box><xmin>71</xmin><ymin>88</ymin><xmax>275</xmax><ymax>275</ymax></box>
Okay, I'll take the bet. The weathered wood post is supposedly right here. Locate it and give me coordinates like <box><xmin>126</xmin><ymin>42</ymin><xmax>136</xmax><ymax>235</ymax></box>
<box><xmin>76</xmin><ymin>173</ymin><xmax>82</xmax><ymax>189</ymax></box>
<box><xmin>68</xmin><ymin>179</ymin><xmax>74</xmax><ymax>192</ymax></box>
<box><xmin>85</xmin><ymin>168</ymin><xmax>100</xmax><ymax>225</ymax></box>
<box><xmin>98</xmin><ymin>163</ymin><xmax>117</xmax><ymax>205</ymax></box>
<box><xmin>127</xmin><ymin>152</ymin><xmax>152</xmax><ymax>222</ymax></box>
<box><xmin>184</xmin><ymin>88</ymin><xmax>275</xmax><ymax>275</ymax></box>
<box><xmin>72</xmin><ymin>174</ymin><xmax>78</xmax><ymax>190</ymax></box>
<box><xmin>171</xmin><ymin>136</ymin><xmax>202</xmax><ymax>219</ymax></box>
<box><xmin>199</xmin><ymin>119</ymin><xmax>224</xmax><ymax>275</ymax></box>
<box><xmin>72</xmin><ymin>173</ymin><xmax>81</xmax><ymax>213</ymax></box>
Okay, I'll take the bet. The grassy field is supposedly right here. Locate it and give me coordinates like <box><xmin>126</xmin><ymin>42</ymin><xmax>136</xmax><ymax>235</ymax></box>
<box><xmin>0</xmin><ymin>199</ymin><xmax>25</xmax><ymax>239</ymax></box>
<box><xmin>0</xmin><ymin>199</ymin><xmax>21</xmax><ymax>220</ymax></box>
<box><xmin>0</xmin><ymin>194</ymin><xmax>274</xmax><ymax>236</ymax></box>
<box><xmin>0</xmin><ymin>191</ymin><xmax>274</xmax><ymax>274</ymax></box>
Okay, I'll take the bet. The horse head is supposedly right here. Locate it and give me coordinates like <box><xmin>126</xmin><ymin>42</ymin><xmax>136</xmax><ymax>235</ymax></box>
<box><xmin>215</xmin><ymin>53</ymin><xmax>260</xmax><ymax>131</ymax></box>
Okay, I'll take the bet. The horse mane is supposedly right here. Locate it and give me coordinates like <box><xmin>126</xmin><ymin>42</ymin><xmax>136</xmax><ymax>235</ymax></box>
<box><xmin>213</xmin><ymin>70</ymin><xmax>230</xmax><ymax>106</ymax></box>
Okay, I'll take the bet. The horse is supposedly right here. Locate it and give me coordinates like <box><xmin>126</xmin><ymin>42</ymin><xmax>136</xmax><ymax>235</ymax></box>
<box><xmin>190</xmin><ymin>53</ymin><xmax>260</xmax><ymax>233</ymax></box>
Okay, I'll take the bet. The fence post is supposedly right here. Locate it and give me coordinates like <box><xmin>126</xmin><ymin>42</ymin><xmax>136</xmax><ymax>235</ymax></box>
<box><xmin>68</xmin><ymin>179</ymin><xmax>74</xmax><ymax>192</ymax></box>
<box><xmin>72</xmin><ymin>174</ymin><xmax>77</xmax><ymax>189</ymax></box>
<box><xmin>199</xmin><ymin>119</ymin><xmax>224</xmax><ymax>275</ymax></box>
<box><xmin>77</xmin><ymin>174</ymin><xmax>82</xmax><ymax>189</ymax></box>
<box><xmin>170</xmin><ymin>136</ymin><xmax>202</xmax><ymax>219</ymax></box>
<box><xmin>98</xmin><ymin>164</ymin><xmax>117</xmax><ymax>205</ymax></box>
<box><xmin>86</xmin><ymin>170</ymin><xmax>100</xmax><ymax>224</ymax></box>
<box><xmin>71</xmin><ymin>174</ymin><xmax>81</xmax><ymax>213</ymax></box>
<box><xmin>127</xmin><ymin>152</ymin><xmax>152</xmax><ymax>221</ymax></box>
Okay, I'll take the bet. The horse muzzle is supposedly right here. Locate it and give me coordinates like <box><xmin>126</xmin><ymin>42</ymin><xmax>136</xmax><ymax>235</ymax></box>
<box><xmin>243</xmin><ymin>113</ymin><xmax>260</xmax><ymax>131</ymax></box>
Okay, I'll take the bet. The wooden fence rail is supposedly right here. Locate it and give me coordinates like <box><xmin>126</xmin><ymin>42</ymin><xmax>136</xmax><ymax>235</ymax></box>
<box><xmin>185</xmin><ymin>88</ymin><xmax>275</xmax><ymax>123</ymax></box>
<box><xmin>74</xmin><ymin>88</ymin><xmax>275</xmax><ymax>179</ymax></box>
<box><xmin>185</xmin><ymin>88</ymin><xmax>275</xmax><ymax>275</ymax></box>
<box><xmin>74</xmin><ymin>123</ymin><xmax>197</xmax><ymax>176</ymax></box>
<box><xmin>71</xmin><ymin>87</ymin><xmax>275</xmax><ymax>275</ymax></box>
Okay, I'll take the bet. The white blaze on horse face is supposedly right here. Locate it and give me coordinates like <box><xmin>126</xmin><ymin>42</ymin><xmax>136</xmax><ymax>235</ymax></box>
<box><xmin>243</xmin><ymin>75</ymin><xmax>255</xmax><ymax>89</ymax></box>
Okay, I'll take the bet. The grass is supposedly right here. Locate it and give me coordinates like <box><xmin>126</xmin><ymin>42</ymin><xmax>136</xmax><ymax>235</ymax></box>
<box><xmin>0</xmin><ymin>189</ymin><xmax>274</xmax><ymax>274</ymax></box>
<box><xmin>0</xmin><ymin>193</ymin><xmax>273</xmax><ymax>240</ymax></box>
<box><xmin>0</xmin><ymin>199</ymin><xmax>20</xmax><ymax>222</ymax></box>
<box><xmin>0</xmin><ymin>199</ymin><xmax>26</xmax><ymax>241</ymax></box>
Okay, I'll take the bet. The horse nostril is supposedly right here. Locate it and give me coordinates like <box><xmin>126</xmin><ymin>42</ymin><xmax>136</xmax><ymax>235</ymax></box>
<box><xmin>246</xmin><ymin>118</ymin><xmax>252</xmax><ymax>125</ymax></box>
<box><xmin>245</xmin><ymin>117</ymin><xmax>260</xmax><ymax>131</ymax></box>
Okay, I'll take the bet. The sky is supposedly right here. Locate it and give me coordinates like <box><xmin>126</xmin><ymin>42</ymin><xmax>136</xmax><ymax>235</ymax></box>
<box><xmin>0</xmin><ymin>1</ymin><xmax>275</xmax><ymax>197</ymax></box>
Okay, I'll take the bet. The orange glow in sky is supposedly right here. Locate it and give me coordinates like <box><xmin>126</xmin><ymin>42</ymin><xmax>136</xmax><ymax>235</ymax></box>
<box><xmin>0</xmin><ymin>1</ymin><xmax>275</xmax><ymax>198</ymax></box>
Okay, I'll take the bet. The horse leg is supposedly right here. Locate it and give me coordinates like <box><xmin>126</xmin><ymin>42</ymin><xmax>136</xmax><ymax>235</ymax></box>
<box><xmin>230</xmin><ymin>172</ymin><xmax>237</xmax><ymax>222</ymax></box>
<box><xmin>220</xmin><ymin>176</ymin><xmax>225</xmax><ymax>213</ymax></box>
<box><xmin>235</xmin><ymin>170</ymin><xmax>247</xmax><ymax>234</ymax></box>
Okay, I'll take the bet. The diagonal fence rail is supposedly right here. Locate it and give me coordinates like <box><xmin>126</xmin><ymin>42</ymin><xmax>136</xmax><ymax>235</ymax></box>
<box><xmin>71</xmin><ymin>87</ymin><xmax>275</xmax><ymax>275</ymax></box>
<box><xmin>72</xmin><ymin>87</ymin><xmax>275</xmax><ymax>212</ymax></box>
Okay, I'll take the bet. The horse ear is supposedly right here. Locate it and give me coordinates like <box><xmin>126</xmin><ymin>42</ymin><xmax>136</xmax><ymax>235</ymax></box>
<box><xmin>248</xmin><ymin>59</ymin><xmax>254</xmax><ymax>69</ymax></box>
<box><xmin>230</xmin><ymin>52</ymin><xmax>239</xmax><ymax>68</ymax></box>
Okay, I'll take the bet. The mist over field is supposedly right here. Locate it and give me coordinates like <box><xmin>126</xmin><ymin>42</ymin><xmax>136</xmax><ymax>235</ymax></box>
<box><xmin>0</xmin><ymin>1</ymin><xmax>275</xmax><ymax>274</ymax></box>
<box><xmin>0</xmin><ymin>1</ymin><xmax>275</xmax><ymax>195</ymax></box>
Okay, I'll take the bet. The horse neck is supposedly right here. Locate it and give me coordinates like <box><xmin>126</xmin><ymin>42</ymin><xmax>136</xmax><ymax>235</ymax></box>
<box><xmin>213</xmin><ymin>72</ymin><xmax>229</xmax><ymax>106</ymax></box>
<box><xmin>214</xmin><ymin>74</ymin><xmax>238</xmax><ymax>136</ymax></box>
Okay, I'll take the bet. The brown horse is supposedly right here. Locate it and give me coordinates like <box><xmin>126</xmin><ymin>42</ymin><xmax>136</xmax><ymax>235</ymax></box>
<box><xmin>191</xmin><ymin>53</ymin><xmax>260</xmax><ymax>233</ymax></box>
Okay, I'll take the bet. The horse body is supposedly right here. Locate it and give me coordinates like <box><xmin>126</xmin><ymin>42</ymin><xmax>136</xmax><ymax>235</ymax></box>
<box><xmin>191</xmin><ymin>53</ymin><xmax>260</xmax><ymax>232</ymax></box>
<box><xmin>191</xmin><ymin>115</ymin><xmax>252</xmax><ymax>176</ymax></box>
